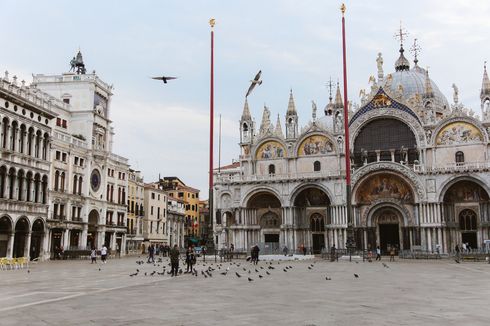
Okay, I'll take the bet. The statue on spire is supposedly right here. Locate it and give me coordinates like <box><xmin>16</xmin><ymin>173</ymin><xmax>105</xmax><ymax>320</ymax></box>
<box><xmin>70</xmin><ymin>50</ymin><xmax>86</xmax><ymax>74</ymax></box>
<box><xmin>376</xmin><ymin>53</ymin><xmax>384</xmax><ymax>82</ymax></box>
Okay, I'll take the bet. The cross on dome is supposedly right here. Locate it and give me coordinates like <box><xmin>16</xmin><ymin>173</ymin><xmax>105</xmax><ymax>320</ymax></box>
<box><xmin>394</xmin><ymin>21</ymin><xmax>409</xmax><ymax>46</ymax></box>
<box><xmin>410</xmin><ymin>38</ymin><xmax>421</xmax><ymax>65</ymax></box>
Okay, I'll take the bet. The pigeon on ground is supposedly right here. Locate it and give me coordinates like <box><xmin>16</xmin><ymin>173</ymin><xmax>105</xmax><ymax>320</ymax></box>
<box><xmin>283</xmin><ymin>269</ymin><xmax>287</xmax><ymax>272</ymax></box>
<box><xmin>266</xmin><ymin>271</ymin><xmax>270</xmax><ymax>275</ymax></box>
<box><xmin>308</xmin><ymin>266</ymin><xmax>312</xmax><ymax>270</ymax></box>
<box><xmin>354</xmin><ymin>274</ymin><xmax>359</xmax><ymax>278</ymax></box>
<box><xmin>144</xmin><ymin>272</ymin><xmax>147</xmax><ymax>276</ymax></box>
<box><xmin>150</xmin><ymin>271</ymin><xmax>156</xmax><ymax>276</ymax></box>
<box><xmin>248</xmin><ymin>277</ymin><xmax>254</xmax><ymax>282</ymax></box>
<box><xmin>220</xmin><ymin>271</ymin><xmax>227</xmax><ymax>276</ymax></box>
<box><xmin>258</xmin><ymin>275</ymin><xmax>263</xmax><ymax>279</ymax></box>
<box><xmin>325</xmin><ymin>276</ymin><xmax>332</xmax><ymax>281</ymax></box>
<box><xmin>236</xmin><ymin>272</ymin><xmax>242</xmax><ymax>278</ymax></box>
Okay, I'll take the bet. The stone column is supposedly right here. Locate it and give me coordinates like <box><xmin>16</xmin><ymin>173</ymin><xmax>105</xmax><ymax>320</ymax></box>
<box><xmin>427</xmin><ymin>228</ymin><xmax>432</xmax><ymax>252</ymax></box>
<box><xmin>390</xmin><ymin>149</ymin><xmax>395</xmax><ymax>162</ymax></box>
<box><xmin>375</xmin><ymin>150</ymin><xmax>380</xmax><ymax>162</ymax></box>
<box><xmin>121</xmin><ymin>234</ymin><xmax>126</xmax><ymax>256</ymax></box>
<box><xmin>44</xmin><ymin>229</ymin><xmax>51</xmax><ymax>260</ymax></box>
<box><xmin>63</xmin><ymin>229</ymin><xmax>70</xmax><ymax>249</ymax></box>
<box><xmin>24</xmin><ymin>232</ymin><xmax>32</xmax><ymax>259</ymax></box>
<box><xmin>7</xmin><ymin>232</ymin><xmax>14</xmax><ymax>258</ymax></box>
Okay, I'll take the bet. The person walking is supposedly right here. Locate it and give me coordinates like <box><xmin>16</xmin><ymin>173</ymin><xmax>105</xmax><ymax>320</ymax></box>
<box><xmin>185</xmin><ymin>246</ymin><xmax>195</xmax><ymax>273</ymax></box>
<box><xmin>330</xmin><ymin>244</ymin><xmax>337</xmax><ymax>262</ymax></box>
<box><xmin>90</xmin><ymin>247</ymin><xmax>97</xmax><ymax>264</ymax></box>
<box><xmin>389</xmin><ymin>246</ymin><xmax>395</xmax><ymax>262</ymax></box>
<box><xmin>170</xmin><ymin>244</ymin><xmax>180</xmax><ymax>277</ymax></box>
<box><xmin>375</xmin><ymin>246</ymin><xmax>381</xmax><ymax>261</ymax></box>
<box><xmin>148</xmin><ymin>244</ymin><xmax>155</xmax><ymax>263</ymax></box>
<box><xmin>251</xmin><ymin>245</ymin><xmax>260</xmax><ymax>265</ymax></box>
<box><xmin>283</xmin><ymin>246</ymin><xmax>289</xmax><ymax>256</ymax></box>
<box><xmin>101</xmin><ymin>244</ymin><xmax>108</xmax><ymax>264</ymax></box>
<box><xmin>202</xmin><ymin>245</ymin><xmax>207</xmax><ymax>262</ymax></box>
<box><xmin>455</xmin><ymin>244</ymin><xmax>460</xmax><ymax>263</ymax></box>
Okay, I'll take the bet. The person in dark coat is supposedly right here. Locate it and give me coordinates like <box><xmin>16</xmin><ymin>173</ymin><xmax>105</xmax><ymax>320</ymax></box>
<box><xmin>251</xmin><ymin>245</ymin><xmax>260</xmax><ymax>265</ymax></box>
<box><xmin>170</xmin><ymin>244</ymin><xmax>180</xmax><ymax>276</ymax></box>
<box><xmin>148</xmin><ymin>244</ymin><xmax>155</xmax><ymax>263</ymax></box>
<box><xmin>185</xmin><ymin>247</ymin><xmax>195</xmax><ymax>273</ymax></box>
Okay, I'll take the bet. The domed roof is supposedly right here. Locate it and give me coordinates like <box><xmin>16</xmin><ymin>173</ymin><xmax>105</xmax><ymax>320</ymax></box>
<box><xmin>386</xmin><ymin>65</ymin><xmax>450</xmax><ymax>112</ymax></box>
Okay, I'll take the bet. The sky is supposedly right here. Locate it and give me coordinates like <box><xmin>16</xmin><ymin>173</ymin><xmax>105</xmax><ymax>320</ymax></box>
<box><xmin>1</xmin><ymin>0</ymin><xmax>490</xmax><ymax>197</ymax></box>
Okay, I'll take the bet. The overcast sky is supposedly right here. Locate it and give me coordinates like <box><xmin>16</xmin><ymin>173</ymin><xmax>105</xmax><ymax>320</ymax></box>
<box><xmin>1</xmin><ymin>0</ymin><xmax>489</xmax><ymax>196</ymax></box>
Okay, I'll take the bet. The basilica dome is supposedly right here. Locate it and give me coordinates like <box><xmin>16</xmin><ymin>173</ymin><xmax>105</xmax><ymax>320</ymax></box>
<box><xmin>386</xmin><ymin>66</ymin><xmax>450</xmax><ymax>112</ymax></box>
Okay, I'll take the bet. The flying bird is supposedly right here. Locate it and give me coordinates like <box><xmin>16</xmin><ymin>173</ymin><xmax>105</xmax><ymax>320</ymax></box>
<box><xmin>245</xmin><ymin>70</ymin><xmax>262</xmax><ymax>97</ymax></box>
<box><xmin>151</xmin><ymin>76</ymin><xmax>178</xmax><ymax>84</ymax></box>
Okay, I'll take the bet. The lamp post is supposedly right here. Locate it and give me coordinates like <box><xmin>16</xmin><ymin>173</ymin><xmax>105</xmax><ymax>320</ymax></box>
<box><xmin>341</xmin><ymin>4</ymin><xmax>356</xmax><ymax>260</ymax></box>
<box><xmin>208</xmin><ymin>18</ymin><xmax>216</xmax><ymax>252</ymax></box>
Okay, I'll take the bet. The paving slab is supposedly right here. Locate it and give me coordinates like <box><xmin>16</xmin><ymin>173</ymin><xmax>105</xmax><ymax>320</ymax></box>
<box><xmin>1</xmin><ymin>257</ymin><xmax>489</xmax><ymax>325</ymax></box>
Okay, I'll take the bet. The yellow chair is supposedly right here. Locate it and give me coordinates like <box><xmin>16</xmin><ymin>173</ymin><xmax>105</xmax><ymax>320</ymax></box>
<box><xmin>0</xmin><ymin>258</ymin><xmax>6</xmax><ymax>270</ymax></box>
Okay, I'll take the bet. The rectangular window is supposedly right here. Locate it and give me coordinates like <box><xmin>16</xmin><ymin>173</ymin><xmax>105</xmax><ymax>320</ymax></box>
<box><xmin>74</xmin><ymin>157</ymin><xmax>79</xmax><ymax>165</ymax></box>
<box><xmin>62</xmin><ymin>152</ymin><xmax>67</xmax><ymax>162</ymax></box>
<box><xmin>63</xmin><ymin>98</ymin><xmax>70</xmax><ymax>104</ymax></box>
<box><xmin>151</xmin><ymin>206</ymin><xmax>154</xmax><ymax>215</ymax></box>
<box><xmin>62</xmin><ymin>120</ymin><xmax>67</xmax><ymax>128</ymax></box>
<box><xmin>79</xmin><ymin>158</ymin><xmax>84</xmax><ymax>166</ymax></box>
<box><xmin>157</xmin><ymin>207</ymin><xmax>160</xmax><ymax>218</ymax></box>
<box><xmin>55</xmin><ymin>151</ymin><xmax>61</xmax><ymax>160</ymax></box>
<box><xmin>151</xmin><ymin>193</ymin><xmax>155</xmax><ymax>200</ymax></box>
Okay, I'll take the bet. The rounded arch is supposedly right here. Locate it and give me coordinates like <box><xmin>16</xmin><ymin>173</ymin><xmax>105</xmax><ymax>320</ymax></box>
<box><xmin>365</xmin><ymin>201</ymin><xmax>410</xmax><ymax>228</ymax></box>
<box><xmin>352</xmin><ymin>162</ymin><xmax>424</xmax><ymax>203</ymax></box>
<box><xmin>0</xmin><ymin>214</ymin><xmax>14</xmax><ymax>232</ymax></box>
<box><xmin>32</xmin><ymin>218</ymin><xmax>45</xmax><ymax>232</ymax></box>
<box><xmin>242</xmin><ymin>187</ymin><xmax>283</xmax><ymax>208</ymax></box>
<box><xmin>246</xmin><ymin>191</ymin><xmax>282</xmax><ymax>209</ymax></box>
<box><xmin>439</xmin><ymin>176</ymin><xmax>490</xmax><ymax>203</ymax></box>
<box><xmin>290</xmin><ymin>183</ymin><xmax>332</xmax><ymax>207</ymax></box>
<box><xmin>219</xmin><ymin>192</ymin><xmax>232</xmax><ymax>208</ymax></box>
<box><xmin>349</xmin><ymin>110</ymin><xmax>425</xmax><ymax>151</ymax></box>
<box><xmin>15</xmin><ymin>216</ymin><xmax>30</xmax><ymax>232</ymax></box>
<box><xmin>88</xmin><ymin>209</ymin><xmax>99</xmax><ymax>225</ymax></box>
<box><xmin>259</xmin><ymin>211</ymin><xmax>280</xmax><ymax>228</ymax></box>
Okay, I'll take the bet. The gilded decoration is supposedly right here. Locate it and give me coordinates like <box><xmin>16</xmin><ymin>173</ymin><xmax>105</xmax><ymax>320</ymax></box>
<box><xmin>435</xmin><ymin>122</ymin><xmax>483</xmax><ymax>145</ymax></box>
<box><xmin>356</xmin><ymin>174</ymin><xmax>413</xmax><ymax>204</ymax></box>
<box><xmin>298</xmin><ymin>135</ymin><xmax>333</xmax><ymax>156</ymax></box>
<box><xmin>256</xmin><ymin>141</ymin><xmax>285</xmax><ymax>160</ymax></box>
<box><xmin>372</xmin><ymin>93</ymin><xmax>392</xmax><ymax>108</ymax></box>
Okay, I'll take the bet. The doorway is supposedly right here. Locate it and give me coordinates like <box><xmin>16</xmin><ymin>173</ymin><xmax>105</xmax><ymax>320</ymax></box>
<box><xmin>264</xmin><ymin>233</ymin><xmax>279</xmax><ymax>253</ymax></box>
<box><xmin>461</xmin><ymin>232</ymin><xmax>477</xmax><ymax>249</ymax></box>
<box><xmin>379</xmin><ymin>224</ymin><xmax>400</xmax><ymax>254</ymax></box>
<box><xmin>312</xmin><ymin>234</ymin><xmax>325</xmax><ymax>254</ymax></box>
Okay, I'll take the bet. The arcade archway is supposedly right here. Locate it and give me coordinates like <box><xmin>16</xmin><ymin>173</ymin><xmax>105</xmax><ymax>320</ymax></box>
<box><xmin>13</xmin><ymin>217</ymin><xmax>29</xmax><ymax>258</ymax></box>
<box><xmin>30</xmin><ymin>219</ymin><xmax>44</xmax><ymax>260</ymax></box>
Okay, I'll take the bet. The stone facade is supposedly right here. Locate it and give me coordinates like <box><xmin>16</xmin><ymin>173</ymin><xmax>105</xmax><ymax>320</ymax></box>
<box><xmin>213</xmin><ymin>44</ymin><xmax>490</xmax><ymax>255</ymax></box>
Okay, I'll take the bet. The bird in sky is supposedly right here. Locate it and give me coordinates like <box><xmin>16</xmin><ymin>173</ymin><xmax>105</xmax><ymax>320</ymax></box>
<box><xmin>245</xmin><ymin>70</ymin><xmax>262</xmax><ymax>97</ymax></box>
<box><xmin>151</xmin><ymin>76</ymin><xmax>178</xmax><ymax>84</ymax></box>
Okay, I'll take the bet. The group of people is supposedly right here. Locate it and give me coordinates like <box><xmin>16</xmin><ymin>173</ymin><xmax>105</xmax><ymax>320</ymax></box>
<box><xmin>90</xmin><ymin>244</ymin><xmax>108</xmax><ymax>264</ymax></box>
<box><xmin>167</xmin><ymin>245</ymin><xmax>197</xmax><ymax>277</ymax></box>
<box><xmin>250</xmin><ymin>245</ymin><xmax>260</xmax><ymax>265</ymax></box>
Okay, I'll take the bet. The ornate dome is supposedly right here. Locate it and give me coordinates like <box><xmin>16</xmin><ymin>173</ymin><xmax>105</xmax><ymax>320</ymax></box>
<box><xmin>385</xmin><ymin>65</ymin><xmax>450</xmax><ymax>112</ymax></box>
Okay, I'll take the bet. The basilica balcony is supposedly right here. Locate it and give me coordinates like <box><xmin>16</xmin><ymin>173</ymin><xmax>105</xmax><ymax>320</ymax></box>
<box><xmin>415</xmin><ymin>161</ymin><xmax>490</xmax><ymax>174</ymax></box>
<box><xmin>215</xmin><ymin>171</ymin><xmax>345</xmax><ymax>185</ymax></box>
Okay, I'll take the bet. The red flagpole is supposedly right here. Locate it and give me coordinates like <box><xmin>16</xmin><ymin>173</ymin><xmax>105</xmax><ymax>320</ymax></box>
<box><xmin>340</xmin><ymin>4</ymin><xmax>355</xmax><ymax>255</ymax></box>
<box><xmin>208</xmin><ymin>19</ymin><xmax>215</xmax><ymax>247</ymax></box>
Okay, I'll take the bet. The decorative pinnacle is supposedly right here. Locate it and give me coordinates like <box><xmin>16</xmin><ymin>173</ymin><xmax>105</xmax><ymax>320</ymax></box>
<box><xmin>209</xmin><ymin>18</ymin><xmax>216</xmax><ymax>28</ymax></box>
<box><xmin>340</xmin><ymin>3</ymin><xmax>346</xmax><ymax>15</ymax></box>
<box><xmin>410</xmin><ymin>38</ymin><xmax>421</xmax><ymax>65</ymax></box>
<box><xmin>394</xmin><ymin>21</ymin><xmax>408</xmax><ymax>47</ymax></box>
<box><xmin>326</xmin><ymin>77</ymin><xmax>334</xmax><ymax>102</ymax></box>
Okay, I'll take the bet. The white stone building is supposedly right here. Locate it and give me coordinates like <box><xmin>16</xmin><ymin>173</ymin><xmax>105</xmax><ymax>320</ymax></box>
<box><xmin>143</xmin><ymin>183</ymin><xmax>168</xmax><ymax>245</ymax></box>
<box><xmin>31</xmin><ymin>52</ymin><xmax>130</xmax><ymax>257</ymax></box>
<box><xmin>166</xmin><ymin>195</ymin><xmax>186</xmax><ymax>248</ymax></box>
<box><xmin>214</xmin><ymin>40</ymin><xmax>490</xmax><ymax>255</ymax></box>
<box><xmin>0</xmin><ymin>71</ymin><xmax>56</xmax><ymax>260</ymax></box>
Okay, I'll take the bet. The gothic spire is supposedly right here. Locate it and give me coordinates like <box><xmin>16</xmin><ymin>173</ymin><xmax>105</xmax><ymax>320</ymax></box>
<box><xmin>333</xmin><ymin>83</ymin><xmax>344</xmax><ymax>109</ymax></box>
<box><xmin>275</xmin><ymin>114</ymin><xmax>284</xmax><ymax>138</ymax></box>
<box><xmin>424</xmin><ymin>68</ymin><xmax>434</xmax><ymax>98</ymax></box>
<box><xmin>287</xmin><ymin>89</ymin><xmax>297</xmax><ymax>115</ymax></box>
<box><xmin>259</xmin><ymin>105</ymin><xmax>273</xmax><ymax>136</ymax></box>
<box><xmin>481</xmin><ymin>62</ymin><xmax>490</xmax><ymax>99</ymax></box>
<box><xmin>241</xmin><ymin>98</ymin><xmax>251</xmax><ymax>121</ymax></box>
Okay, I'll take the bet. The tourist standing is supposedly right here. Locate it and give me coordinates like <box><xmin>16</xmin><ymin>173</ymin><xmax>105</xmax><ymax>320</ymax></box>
<box><xmin>330</xmin><ymin>244</ymin><xmax>336</xmax><ymax>262</ymax></box>
<box><xmin>283</xmin><ymin>246</ymin><xmax>289</xmax><ymax>256</ymax></box>
<box><xmin>185</xmin><ymin>247</ymin><xmax>195</xmax><ymax>273</ymax></box>
<box><xmin>101</xmin><ymin>244</ymin><xmax>108</xmax><ymax>264</ymax></box>
<box><xmin>389</xmin><ymin>246</ymin><xmax>395</xmax><ymax>262</ymax></box>
<box><xmin>455</xmin><ymin>244</ymin><xmax>460</xmax><ymax>263</ymax></box>
<box><xmin>251</xmin><ymin>245</ymin><xmax>260</xmax><ymax>265</ymax></box>
<box><xmin>90</xmin><ymin>247</ymin><xmax>97</xmax><ymax>264</ymax></box>
<box><xmin>148</xmin><ymin>244</ymin><xmax>155</xmax><ymax>263</ymax></box>
<box><xmin>376</xmin><ymin>246</ymin><xmax>381</xmax><ymax>261</ymax></box>
<box><xmin>170</xmin><ymin>244</ymin><xmax>180</xmax><ymax>276</ymax></box>
<box><xmin>202</xmin><ymin>245</ymin><xmax>207</xmax><ymax>262</ymax></box>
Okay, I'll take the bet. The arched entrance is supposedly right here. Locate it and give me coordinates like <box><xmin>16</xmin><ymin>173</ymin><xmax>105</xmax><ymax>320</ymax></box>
<box><xmin>373</xmin><ymin>208</ymin><xmax>403</xmax><ymax>253</ymax></box>
<box><xmin>13</xmin><ymin>217</ymin><xmax>29</xmax><ymax>258</ymax></box>
<box><xmin>0</xmin><ymin>215</ymin><xmax>13</xmax><ymax>257</ymax></box>
<box><xmin>442</xmin><ymin>179</ymin><xmax>489</xmax><ymax>249</ymax></box>
<box><xmin>30</xmin><ymin>219</ymin><xmax>44</xmax><ymax>260</ymax></box>
<box><xmin>293</xmin><ymin>186</ymin><xmax>331</xmax><ymax>253</ymax></box>
<box><xmin>247</xmin><ymin>191</ymin><xmax>282</xmax><ymax>252</ymax></box>
<box><xmin>87</xmin><ymin>210</ymin><xmax>99</xmax><ymax>249</ymax></box>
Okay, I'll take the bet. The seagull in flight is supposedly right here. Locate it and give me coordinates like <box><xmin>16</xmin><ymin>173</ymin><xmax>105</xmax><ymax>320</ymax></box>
<box><xmin>151</xmin><ymin>76</ymin><xmax>178</xmax><ymax>84</ymax></box>
<box><xmin>245</xmin><ymin>70</ymin><xmax>262</xmax><ymax>97</ymax></box>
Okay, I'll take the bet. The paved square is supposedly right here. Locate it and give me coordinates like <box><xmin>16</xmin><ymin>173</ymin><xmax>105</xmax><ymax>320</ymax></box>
<box><xmin>1</xmin><ymin>256</ymin><xmax>489</xmax><ymax>325</ymax></box>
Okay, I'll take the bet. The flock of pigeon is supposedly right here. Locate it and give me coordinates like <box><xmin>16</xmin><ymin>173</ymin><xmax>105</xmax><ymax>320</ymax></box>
<box><xmin>124</xmin><ymin>256</ymin><xmax>388</xmax><ymax>283</ymax></box>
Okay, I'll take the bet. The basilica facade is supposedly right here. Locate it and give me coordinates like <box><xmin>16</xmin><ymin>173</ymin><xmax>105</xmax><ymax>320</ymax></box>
<box><xmin>213</xmin><ymin>42</ymin><xmax>490</xmax><ymax>255</ymax></box>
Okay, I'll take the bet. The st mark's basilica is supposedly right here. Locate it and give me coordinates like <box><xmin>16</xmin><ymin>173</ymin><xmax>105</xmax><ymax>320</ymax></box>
<box><xmin>213</xmin><ymin>35</ymin><xmax>490</xmax><ymax>255</ymax></box>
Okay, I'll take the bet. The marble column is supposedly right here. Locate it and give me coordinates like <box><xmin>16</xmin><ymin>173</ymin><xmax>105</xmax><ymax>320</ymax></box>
<box><xmin>24</xmin><ymin>232</ymin><xmax>32</xmax><ymax>259</ymax></box>
<box><xmin>7</xmin><ymin>232</ymin><xmax>14</xmax><ymax>258</ymax></box>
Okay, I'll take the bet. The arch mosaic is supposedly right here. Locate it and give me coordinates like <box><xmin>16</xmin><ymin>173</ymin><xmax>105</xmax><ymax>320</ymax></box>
<box><xmin>355</xmin><ymin>173</ymin><xmax>414</xmax><ymax>205</ymax></box>
<box><xmin>432</xmin><ymin>116</ymin><xmax>488</xmax><ymax>145</ymax></box>
<box><xmin>435</xmin><ymin>121</ymin><xmax>484</xmax><ymax>146</ymax></box>
<box><xmin>352</xmin><ymin>162</ymin><xmax>425</xmax><ymax>203</ymax></box>
<box><xmin>364</xmin><ymin>199</ymin><xmax>412</xmax><ymax>227</ymax></box>
<box><xmin>439</xmin><ymin>176</ymin><xmax>490</xmax><ymax>203</ymax></box>
<box><xmin>297</xmin><ymin>135</ymin><xmax>335</xmax><ymax>156</ymax></box>
<box><xmin>255</xmin><ymin>140</ymin><xmax>286</xmax><ymax>160</ymax></box>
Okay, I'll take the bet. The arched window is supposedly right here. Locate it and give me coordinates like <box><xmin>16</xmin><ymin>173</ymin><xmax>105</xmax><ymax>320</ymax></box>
<box><xmin>78</xmin><ymin>176</ymin><xmax>83</xmax><ymax>195</ymax></box>
<box><xmin>60</xmin><ymin>172</ymin><xmax>65</xmax><ymax>192</ymax></box>
<box><xmin>54</xmin><ymin>170</ymin><xmax>60</xmax><ymax>191</ymax></box>
<box><xmin>268</xmin><ymin>164</ymin><xmax>275</xmax><ymax>175</ymax></box>
<box><xmin>459</xmin><ymin>209</ymin><xmax>477</xmax><ymax>231</ymax></box>
<box><xmin>455</xmin><ymin>151</ymin><xmax>464</xmax><ymax>165</ymax></box>
<box><xmin>73</xmin><ymin>175</ymin><xmax>78</xmax><ymax>194</ymax></box>
<box><xmin>242</xmin><ymin>123</ymin><xmax>248</xmax><ymax>132</ymax></box>
<box><xmin>314</xmin><ymin>161</ymin><xmax>321</xmax><ymax>172</ymax></box>
<box><xmin>310</xmin><ymin>213</ymin><xmax>324</xmax><ymax>232</ymax></box>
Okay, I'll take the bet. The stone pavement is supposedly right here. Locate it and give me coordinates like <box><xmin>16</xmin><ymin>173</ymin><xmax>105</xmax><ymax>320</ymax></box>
<box><xmin>1</xmin><ymin>256</ymin><xmax>489</xmax><ymax>326</ymax></box>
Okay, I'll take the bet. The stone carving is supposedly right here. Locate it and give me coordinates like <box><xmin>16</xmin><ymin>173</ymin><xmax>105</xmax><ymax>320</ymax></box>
<box><xmin>311</xmin><ymin>100</ymin><xmax>317</xmax><ymax>121</ymax></box>
<box><xmin>435</xmin><ymin>122</ymin><xmax>483</xmax><ymax>145</ymax></box>
<box><xmin>256</xmin><ymin>141</ymin><xmax>285</xmax><ymax>159</ymax></box>
<box><xmin>376</xmin><ymin>52</ymin><xmax>384</xmax><ymax>81</ymax></box>
<box><xmin>298</xmin><ymin>135</ymin><xmax>333</xmax><ymax>156</ymax></box>
<box><xmin>425</xmin><ymin>129</ymin><xmax>432</xmax><ymax>144</ymax></box>
<box><xmin>372</xmin><ymin>93</ymin><xmax>392</xmax><ymax>108</ymax></box>
<box><xmin>259</xmin><ymin>106</ymin><xmax>273</xmax><ymax>137</ymax></box>
<box><xmin>452</xmin><ymin>83</ymin><xmax>459</xmax><ymax>104</ymax></box>
<box><xmin>335</xmin><ymin>112</ymin><xmax>343</xmax><ymax>131</ymax></box>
